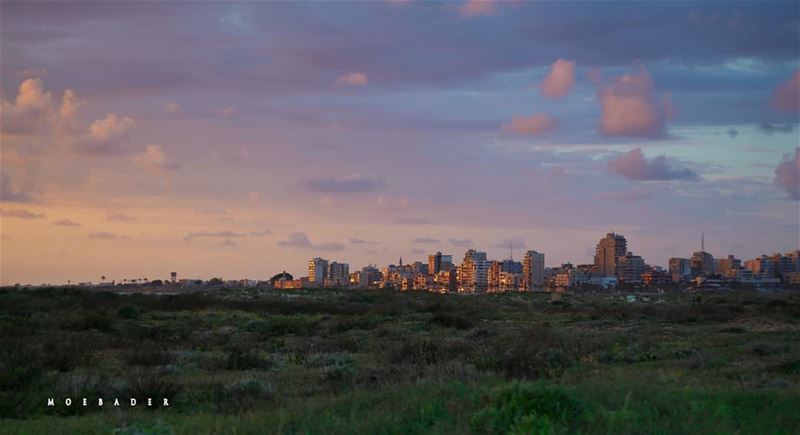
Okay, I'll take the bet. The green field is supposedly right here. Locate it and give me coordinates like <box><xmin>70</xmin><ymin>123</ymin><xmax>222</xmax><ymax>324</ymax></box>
<box><xmin>1</xmin><ymin>287</ymin><xmax>799</xmax><ymax>434</ymax></box>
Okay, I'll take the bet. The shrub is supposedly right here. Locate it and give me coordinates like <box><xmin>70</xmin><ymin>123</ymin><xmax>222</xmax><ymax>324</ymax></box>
<box><xmin>123</xmin><ymin>345</ymin><xmax>174</xmax><ymax>367</ymax></box>
<box><xmin>117</xmin><ymin>305</ymin><xmax>140</xmax><ymax>320</ymax></box>
<box><xmin>224</xmin><ymin>378</ymin><xmax>274</xmax><ymax>409</ymax></box>
<box><xmin>125</xmin><ymin>372</ymin><xmax>181</xmax><ymax>407</ymax></box>
<box><xmin>224</xmin><ymin>346</ymin><xmax>268</xmax><ymax>370</ymax></box>
<box><xmin>471</xmin><ymin>383</ymin><xmax>581</xmax><ymax>434</ymax></box>
<box><xmin>430</xmin><ymin>313</ymin><xmax>474</xmax><ymax>330</ymax></box>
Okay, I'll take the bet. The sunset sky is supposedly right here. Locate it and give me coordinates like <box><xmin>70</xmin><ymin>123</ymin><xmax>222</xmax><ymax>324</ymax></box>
<box><xmin>1</xmin><ymin>1</ymin><xmax>799</xmax><ymax>285</ymax></box>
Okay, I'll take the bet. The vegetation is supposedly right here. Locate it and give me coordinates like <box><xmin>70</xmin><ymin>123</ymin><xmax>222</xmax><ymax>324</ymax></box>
<box><xmin>1</xmin><ymin>286</ymin><xmax>799</xmax><ymax>434</ymax></box>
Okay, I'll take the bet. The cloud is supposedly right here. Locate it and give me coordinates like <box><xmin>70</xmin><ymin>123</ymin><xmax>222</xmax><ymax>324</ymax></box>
<box><xmin>608</xmin><ymin>148</ymin><xmax>699</xmax><ymax>181</ymax></box>
<box><xmin>597</xmin><ymin>66</ymin><xmax>673</xmax><ymax>138</ymax></box>
<box><xmin>758</xmin><ymin>121</ymin><xmax>793</xmax><ymax>134</ymax></box>
<box><xmin>413</xmin><ymin>237</ymin><xmax>439</xmax><ymax>244</ymax></box>
<box><xmin>277</xmin><ymin>232</ymin><xmax>343</xmax><ymax>251</ymax></box>
<box><xmin>0</xmin><ymin>173</ymin><xmax>35</xmax><ymax>203</ymax></box>
<box><xmin>0</xmin><ymin>208</ymin><xmax>45</xmax><ymax>219</ymax></box>
<box><xmin>504</xmin><ymin>113</ymin><xmax>558</xmax><ymax>135</ymax></box>
<box><xmin>164</xmin><ymin>102</ymin><xmax>181</xmax><ymax>113</ymax></box>
<box><xmin>459</xmin><ymin>0</ymin><xmax>498</xmax><ymax>17</ymax></box>
<box><xmin>349</xmin><ymin>237</ymin><xmax>379</xmax><ymax>245</ymax></box>
<box><xmin>185</xmin><ymin>230</ymin><xmax>246</xmax><ymax>241</ymax></box>
<box><xmin>773</xmin><ymin>70</ymin><xmax>800</xmax><ymax>112</ymax></box>
<box><xmin>449</xmin><ymin>238</ymin><xmax>473</xmax><ymax>247</ymax></box>
<box><xmin>85</xmin><ymin>113</ymin><xmax>135</xmax><ymax>154</ymax></box>
<box><xmin>87</xmin><ymin>231</ymin><xmax>129</xmax><ymax>240</ymax></box>
<box><xmin>539</xmin><ymin>59</ymin><xmax>575</xmax><ymax>98</ymax></box>
<box><xmin>727</xmin><ymin>128</ymin><xmax>738</xmax><ymax>139</ymax></box>
<box><xmin>303</xmin><ymin>174</ymin><xmax>385</xmax><ymax>193</ymax></box>
<box><xmin>277</xmin><ymin>232</ymin><xmax>312</xmax><ymax>247</ymax></box>
<box><xmin>249</xmin><ymin>229</ymin><xmax>272</xmax><ymax>236</ymax></box>
<box><xmin>52</xmin><ymin>219</ymin><xmax>81</xmax><ymax>227</ymax></box>
<box><xmin>0</xmin><ymin>77</ymin><xmax>82</xmax><ymax>135</ymax></box>
<box><xmin>107</xmin><ymin>212</ymin><xmax>137</xmax><ymax>222</ymax></box>
<box><xmin>774</xmin><ymin>148</ymin><xmax>799</xmax><ymax>200</ymax></box>
<box><xmin>335</xmin><ymin>71</ymin><xmax>368</xmax><ymax>86</ymax></box>
<box><xmin>134</xmin><ymin>144</ymin><xmax>180</xmax><ymax>173</ymax></box>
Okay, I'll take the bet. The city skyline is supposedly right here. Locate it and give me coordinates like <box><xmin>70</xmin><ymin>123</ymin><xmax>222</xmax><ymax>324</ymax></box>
<box><xmin>1</xmin><ymin>1</ymin><xmax>799</xmax><ymax>285</ymax></box>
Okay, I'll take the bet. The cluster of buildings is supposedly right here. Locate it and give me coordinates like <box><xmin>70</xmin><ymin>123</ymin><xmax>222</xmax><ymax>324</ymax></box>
<box><xmin>78</xmin><ymin>232</ymin><xmax>794</xmax><ymax>293</ymax></box>
<box><xmin>272</xmin><ymin>249</ymin><xmax>546</xmax><ymax>293</ymax></box>
<box><xmin>668</xmin><ymin>239</ymin><xmax>800</xmax><ymax>287</ymax></box>
<box><xmin>283</xmin><ymin>232</ymin><xmax>800</xmax><ymax>293</ymax></box>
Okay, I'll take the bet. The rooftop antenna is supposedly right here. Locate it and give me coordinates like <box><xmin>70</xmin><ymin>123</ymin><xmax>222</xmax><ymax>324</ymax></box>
<box><xmin>510</xmin><ymin>242</ymin><xmax>514</xmax><ymax>261</ymax></box>
<box><xmin>701</xmin><ymin>232</ymin><xmax>705</xmax><ymax>252</ymax></box>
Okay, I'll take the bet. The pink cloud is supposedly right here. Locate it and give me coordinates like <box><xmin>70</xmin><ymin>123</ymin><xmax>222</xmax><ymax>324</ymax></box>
<box><xmin>134</xmin><ymin>144</ymin><xmax>180</xmax><ymax>173</ymax></box>
<box><xmin>504</xmin><ymin>113</ymin><xmax>558</xmax><ymax>135</ymax></box>
<box><xmin>539</xmin><ymin>59</ymin><xmax>575</xmax><ymax>98</ymax></box>
<box><xmin>597</xmin><ymin>66</ymin><xmax>672</xmax><ymax>138</ymax></box>
<box><xmin>773</xmin><ymin>70</ymin><xmax>800</xmax><ymax>113</ymax></box>
<box><xmin>335</xmin><ymin>71</ymin><xmax>368</xmax><ymax>86</ymax></box>
<box><xmin>775</xmin><ymin>148</ymin><xmax>799</xmax><ymax>200</ymax></box>
<box><xmin>608</xmin><ymin>148</ymin><xmax>698</xmax><ymax>181</ymax></box>
<box><xmin>459</xmin><ymin>0</ymin><xmax>496</xmax><ymax>17</ymax></box>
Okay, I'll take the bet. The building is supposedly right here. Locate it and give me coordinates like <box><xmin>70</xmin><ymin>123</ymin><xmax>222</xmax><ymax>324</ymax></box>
<box><xmin>308</xmin><ymin>257</ymin><xmax>329</xmax><ymax>285</ymax></box>
<box><xmin>458</xmin><ymin>249</ymin><xmax>488</xmax><ymax>292</ymax></box>
<box><xmin>434</xmin><ymin>268</ymin><xmax>458</xmax><ymax>293</ymax></box>
<box><xmin>594</xmin><ymin>232</ymin><xmax>627</xmax><ymax>277</ymax></box>
<box><xmin>716</xmin><ymin>255</ymin><xmax>741</xmax><ymax>278</ymax></box>
<box><xmin>326</xmin><ymin>261</ymin><xmax>350</xmax><ymax>287</ymax></box>
<box><xmin>669</xmin><ymin>258</ymin><xmax>691</xmax><ymax>282</ymax></box>
<box><xmin>522</xmin><ymin>250</ymin><xmax>545</xmax><ymax>290</ymax></box>
<box><xmin>690</xmin><ymin>251</ymin><xmax>715</xmax><ymax>277</ymax></box>
<box><xmin>359</xmin><ymin>265</ymin><xmax>382</xmax><ymax>288</ymax></box>
<box><xmin>618</xmin><ymin>252</ymin><xmax>645</xmax><ymax>284</ymax></box>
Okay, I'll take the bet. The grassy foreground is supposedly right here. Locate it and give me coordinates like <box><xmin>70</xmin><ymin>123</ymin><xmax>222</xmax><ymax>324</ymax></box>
<box><xmin>1</xmin><ymin>287</ymin><xmax>799</xmax><ymax>434</ymax></box>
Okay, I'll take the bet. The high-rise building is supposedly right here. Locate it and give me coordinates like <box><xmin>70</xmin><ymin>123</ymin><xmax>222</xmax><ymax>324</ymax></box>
<box><xmin>594</xmin><ymin>232</ymin><xmax>627</xmax><ymax>277</ymax></box>
<box><xmin>618</xmin><ymin>252</ymin><xmax>645</xmax><ymax>283</ymax></box>
<box><xmin>359</xmin><ymin>265</ymin><xmax>382</xmax><ymax>288</ymax></box>
<box><xmin>522</xmin><ymin>250</ymin><xmax>545</xmax><ymax>290</ymax></box>
<box><xmin>308</xmin><ymin>257</ymin><xmax>329</xmax><ymax>285</ymax></box>
<box><xmin>458</xmin><ymin>249</ymin><xmax>488</xmax><ymax>292</ymax></box>
<box><xmin>690</xmin><ymin>251</ymin><xmax>714</xmax><ymax>277</ymax></box>
<box><xmin>716</xmin><ymin>255</ymin><xmax>741</xmax><ymax>278</ymax></box>
<box><xmin>669</xmin><ymin>258</ymin><xmax>691</xmax><ymax>282</ymax></box>
<box><xmin>428</xmin><ymin>252</ymin><xmax>442</xmax><ymax>275</ymax></box>
<box><xmin>327</xmin><ymin>261</ymin><xmax>350</xmax><ymax>286</ymax></box>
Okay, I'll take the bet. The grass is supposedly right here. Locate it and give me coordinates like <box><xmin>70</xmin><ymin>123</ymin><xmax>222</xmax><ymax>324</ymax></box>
<box><xmin>1</xmin><ymin>287</ymin><xmax>799</xmax><ymax>433</ymax></box>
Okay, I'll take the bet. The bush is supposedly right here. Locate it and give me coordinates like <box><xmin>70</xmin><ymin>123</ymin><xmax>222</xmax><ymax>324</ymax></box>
<box><xmin>123</xmin><ymin>345</ymin><xmax>174</xmax><ymax>367</ymax></box>
<box><xmin>224</xmin><ymin>378</ymin><xmax>274</xmax><ymax>409</ymax></box>
<box><xmin>118</xmin><ymin>305</ymin><xmax>140</xmax><ymax>320</ymax></box>
<box><xmin>125</xmin><ymin>372</ymin><xmax>181</xmax><ymax>407</ymax></box>
<box><xmin>430</xmin><ymin>313</ymin><xmax>474</xmax><ymax>330</ymax></box>
<box><xmin>471</xmin><ymin>383</ymin><xmax>581</xmax><ymax>434</ymax></box>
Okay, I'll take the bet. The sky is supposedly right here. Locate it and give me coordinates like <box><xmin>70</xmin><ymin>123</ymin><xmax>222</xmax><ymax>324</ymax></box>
<box><xmin>1</xmin><ymin>0</ymin><xmax>799</xmax><ymax>285</ymax></box>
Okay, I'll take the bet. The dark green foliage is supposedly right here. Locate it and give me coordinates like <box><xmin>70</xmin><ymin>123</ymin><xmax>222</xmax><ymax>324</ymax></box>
<box><xmin>1</xmin><ymin>287</ymin><xmax>799</xmax><ymax>432</ymax></box>
<box><xmin>471</xmin><ymin>383</ymin><xmax>581</xmax><ymax>434</ymax></box>
<box><xmin>125</xmin><ymin>372</ymin><xmax>181</xmax><ymax>408</ymax></box>
<box><xmin>117</xmin><ymin>305</ymin><xmax>140</xmax><ymax>319</ymax></box>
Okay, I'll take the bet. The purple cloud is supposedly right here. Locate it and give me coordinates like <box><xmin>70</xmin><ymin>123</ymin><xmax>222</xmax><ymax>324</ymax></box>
<box><xmin>303</xmin><ymin>174</ymin><xmax>385</xmax><ymax>193</ymax></box>
<box><xmin>775</xmin><ymin>148</ymin><xmax>799</xmax><ymax>200</ymax></box>
<box><xmin>608</xmin><ymin>148</ymin><xmax>699</xmax><ymax>181</ymax></box>
<box><xmin>52</xmin><ymin>218</ymin><xmax>81</xmax><ymax>227</ymax></box>
<box><xmin>1</xmin><ymin>208</ymin><xmax>45</xmax><ymax>219</ymax></box>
